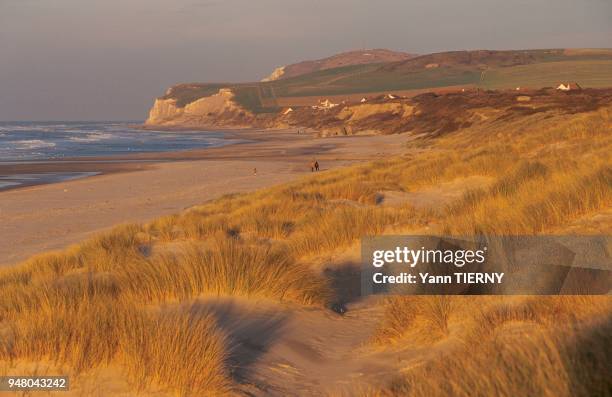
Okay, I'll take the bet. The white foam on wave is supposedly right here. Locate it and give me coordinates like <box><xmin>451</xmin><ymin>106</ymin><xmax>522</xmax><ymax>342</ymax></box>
<box><xmin>68</xmin><ymin>132</ymin><xmax>114</xmax><ymax>142</ymax></box>
<box><xmin>68</xmin><ymin>136</ymin><xmax>95</xmax><ymax>143</ymax></box>
<box><xmin>0</xmin><ymin>125</ymin><xmax>63</xmax><ymax>132</ymax></box>
<box><xmin>0</xmin><ymin>181</ymin><xmax>21</xmax><ymax>189</ymax></box>
<box><xmin>15</xmin><ymin>139</ymin><xmax>57</xmax><ymax>149</ymax></box>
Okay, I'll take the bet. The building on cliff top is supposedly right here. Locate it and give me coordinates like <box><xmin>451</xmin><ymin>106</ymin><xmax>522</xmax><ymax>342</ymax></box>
<box><xmin>314</xmin><ymin>99</ymin><xmax>339</xmax><ymax>110</ymax></box>
<box><xmin>556</xmin><ymin>82</ymin><xmax>582</xmax><ymax>91</ymax></box>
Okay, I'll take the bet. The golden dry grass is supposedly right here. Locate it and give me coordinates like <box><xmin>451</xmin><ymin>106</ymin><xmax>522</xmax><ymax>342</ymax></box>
<box><xmin>0</xmin><ymin>103</ymin><xmax>610</xmax><ymax>395</ymax></box>
<box><xmin>367</xmin><ymin>107</ymin><xmax>612</xmax><ymax>396</ymax></box>
<box><xmin>1</xmin><ymin>274</ymin><xmax>231</xmax><ymax>395</ymax></box>
<box><xmin>371</xmin><ymin>296</ymin><xmax>612</xmax><ymax>397</ymax></box>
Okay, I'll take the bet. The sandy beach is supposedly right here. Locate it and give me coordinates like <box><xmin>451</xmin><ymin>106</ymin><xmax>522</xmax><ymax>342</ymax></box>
<box><xmin>0</xmin><ymin>129</ymin><xmax>411</xmax><ymax>266</ymax></box>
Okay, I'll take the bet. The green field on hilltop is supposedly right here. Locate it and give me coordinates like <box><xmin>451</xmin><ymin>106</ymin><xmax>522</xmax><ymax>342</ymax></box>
<box><xmin>239</xmin><ymin>56</ymin><xmax>612</xmax><ymax>111</ymax></box>
<box><xmin>265</xmin><ymin>66</ymin><xmax>480</xmax><ymax>97</ymax></box>
<box><xmin>162</xmin><ymin>83</ymin><xmax>228</xmax><ymax>107</ymax></box>
<box><xmin>163</xmin><ymin>49</ymin><xmax>612</xmax><ymax>113</ymax></box>
<box><xmin>481</xmin><ymin>60</ymin><xmax>612</xmax><ymax>89</ymax></box>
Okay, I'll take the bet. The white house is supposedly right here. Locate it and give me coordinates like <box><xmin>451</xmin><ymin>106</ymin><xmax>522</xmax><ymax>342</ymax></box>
<box><xmin>556</xmin><ymin>82</ymin><xmax>582</xmax><ymax>91</ymax></box>
<box><xmin>316</xmin><ymin>99</ymin><xmax>339</xmax><ymax>109</ymax></box>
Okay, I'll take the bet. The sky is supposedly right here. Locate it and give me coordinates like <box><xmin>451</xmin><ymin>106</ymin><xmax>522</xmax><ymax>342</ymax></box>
<box><xmin>0</xmin><ymin>0</ymin><xmax>610</xmax><ymax>121</ymax></box>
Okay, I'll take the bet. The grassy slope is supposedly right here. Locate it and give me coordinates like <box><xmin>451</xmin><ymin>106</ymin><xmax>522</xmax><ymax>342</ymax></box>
<box><xmin>162</xmin><ymin>83</ymin><xmax>229</xmax><ymax>108</ymax></box>
<box><xmin>261</xmin><ymin>50</ymin><xmax>612</xmax><ymax>100</ymax></box>
<box><xmin>247</xmin><ymin>55</ymin><xmax>612</xmax><ymax>111</ymax></box>
<box><xmin>162</xmin><ymin>49</ymin><xmax>612</xmax><ymax>113</ymax></box>
<box><xmin>267</xmin><ymin>66</ymin><xmax>480</xmax><ymax>97</ymax></box>
<box><xmin>1</xmin><ymin>95</ymin><xmax>611</xmax><ymax>395</ymax></box>
<box><xmin>482</xmin><ymin>60</ymin><xmax>612</xmax><ymax>89</ymax></box>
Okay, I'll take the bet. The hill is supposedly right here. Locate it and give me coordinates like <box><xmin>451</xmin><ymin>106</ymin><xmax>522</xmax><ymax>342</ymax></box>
<box><xmin>145</xmin><ymin>48</ymin><xmax>612</xmax><ymax>126</ymax></box>
<box><xmin>382</xmin><ymin>48</ymin><xmax>569</xmax><ymax>71</ymax></box>
<box><xmin>261</xmin><ymin>48</ymin><xmax>414</xmax><ymax>81</ymax></box>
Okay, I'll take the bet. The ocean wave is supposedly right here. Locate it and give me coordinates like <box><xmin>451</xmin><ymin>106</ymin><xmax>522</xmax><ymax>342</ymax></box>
<box><xmin>0</xmin><ymin>125</ymin><xmax>63</xmax><ymax>132</ymax></box>
<box><xmin>15</xmin><ymin>139</ymin><xmax>57</xmax><ymax>149</ymax></box>
<box><xmin>0</xmin><ymin>181</ymin><xmax>21</xmax><ymax>189</ymax></box>
<box><xmin>68</xmin><ymin>132</ymin><xmax>114</xmax><ymax>142</ymax></box>
<box><xmin>68</xmin><ymin>136</ymin><xmax>96</xmax><ymax>143</ymax></box>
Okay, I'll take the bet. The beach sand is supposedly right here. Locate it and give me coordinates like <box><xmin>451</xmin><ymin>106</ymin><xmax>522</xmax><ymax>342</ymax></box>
<box><xmin>0</xmin><ymin>129</ymin><xmax>412</xmax><ymax>266</ymax></box>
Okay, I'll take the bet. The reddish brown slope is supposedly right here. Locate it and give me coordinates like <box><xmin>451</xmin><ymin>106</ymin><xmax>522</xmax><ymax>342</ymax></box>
<box><xmin>263</xmin><ymin>49</ymin><xmax>415</xmax><ymax>81</ymax></box>
<box><xmin>379</xmin><ymin>49</ymin><xmax>565</xmax><ymax>73</ymax></box>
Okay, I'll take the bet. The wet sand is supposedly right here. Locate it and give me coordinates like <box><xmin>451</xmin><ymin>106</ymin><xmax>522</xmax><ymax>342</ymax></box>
<box><xmin>0</xmin><ymin>129</ymin><xmax>412</xmax><ymax>266</ymax></box>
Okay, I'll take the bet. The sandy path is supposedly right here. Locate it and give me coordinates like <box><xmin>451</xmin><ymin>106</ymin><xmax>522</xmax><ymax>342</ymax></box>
<box><xmin>195</xmin><ymin>295</ymin><xmax>415</xmax><ymax>396</ymax></box>
<box><xmin>0</xmin><ymin>130</ymin><xmax>412</xmax><ymax>266</ymax></box>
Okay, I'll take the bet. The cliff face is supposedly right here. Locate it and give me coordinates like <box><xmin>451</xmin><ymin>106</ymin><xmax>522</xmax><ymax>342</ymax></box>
<box><xmin>145</xmin><ymin>88</ymin><xmax>256</xmax><ymax>128</ymax></box>
<box><xmin>145</xmin><ymin>84</ymin><xmax>612</xmax><ymax>137</ymax></box>
<box><xmin>145</xmin><ymin>98</ymin><xmax>181</xmax><ymax>125</ymax></box>
<box><xmin>261</xmin><ymin>66</ymin><xmax>285</xmax><ymax>82</ymax></box>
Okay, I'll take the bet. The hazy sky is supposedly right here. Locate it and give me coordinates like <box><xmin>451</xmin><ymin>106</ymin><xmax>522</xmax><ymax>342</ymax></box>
<box><xmin>1</xmin><ymin>0</ymin><xmax>610</xmax><ymax>121</ymax></box>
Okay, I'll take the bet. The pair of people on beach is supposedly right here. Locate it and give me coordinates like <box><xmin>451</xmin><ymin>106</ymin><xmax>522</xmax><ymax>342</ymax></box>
<box><xmin>255</xmin><ymin>161</ymin><xmax>319</xmax><ymax>175</ymax></box>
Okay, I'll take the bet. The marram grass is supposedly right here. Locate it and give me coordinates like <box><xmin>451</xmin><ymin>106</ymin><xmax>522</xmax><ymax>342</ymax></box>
<box><xmin>0</xmin><ymin>106</ymin><xmax>610</xmax><ymax>395</ymax></box>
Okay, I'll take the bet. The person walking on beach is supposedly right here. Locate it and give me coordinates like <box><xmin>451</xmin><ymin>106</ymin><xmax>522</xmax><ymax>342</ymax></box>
<box><xmin>253</xmin><ymin>167</ymin><xmax>257</xmax><ymax>176</ymax></box>
<box><xmin>314</xmin><ymin>160</ymin><xmax>319</xmax><ymax>171</ymax></box>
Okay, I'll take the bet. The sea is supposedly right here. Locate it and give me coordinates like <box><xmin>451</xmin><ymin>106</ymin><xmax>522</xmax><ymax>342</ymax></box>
<box><xmin>0</xmin><ymin>121</ymin><xmax>232</xmax><ymax>190</ymax></box>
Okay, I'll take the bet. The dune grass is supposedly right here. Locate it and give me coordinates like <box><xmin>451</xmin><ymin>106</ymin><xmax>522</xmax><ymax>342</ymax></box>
<box><xmin>0</xmin><ymin>102</ymin><xmax>610</xmax><ymax>395</ymax></box>
<box><xmin>367</xmin><ymin>107</ymin><xmax>612</xmax><ymax>396</ymax></box>
<box><xmin>370</xmin><ymin>296</ymin><xmax>612</xmax><ymax>397</ymax></box>
<box><xmin>1</xmin><ymin>274</ymin><xmax>231</xmax><ymax>395</ymax></box>
<box><xmin>0</xmin><ymin>162</ymin><xmax>401</xmax><ymax>394</ymax></box>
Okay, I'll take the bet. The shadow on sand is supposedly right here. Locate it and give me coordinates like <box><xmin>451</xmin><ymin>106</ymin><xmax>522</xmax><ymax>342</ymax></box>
<box><xmin>191</xmin><ymin>298</ymin><xmax>289</xmax><ymax>381</ymax></box>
